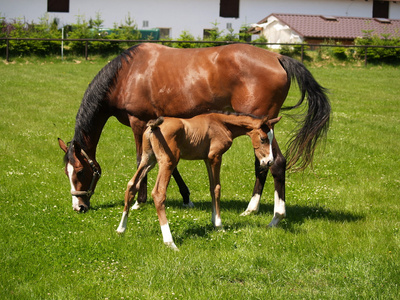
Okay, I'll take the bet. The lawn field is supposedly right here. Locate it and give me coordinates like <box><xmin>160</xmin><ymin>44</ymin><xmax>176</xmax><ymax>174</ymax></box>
<box><xmin>0</xmin><ymin>57</ymin><xmax>399</xmax><ymax>299</ymax></box>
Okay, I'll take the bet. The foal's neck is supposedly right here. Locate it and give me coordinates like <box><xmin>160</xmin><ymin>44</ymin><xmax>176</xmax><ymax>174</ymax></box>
<box><xmin>218</xmin><ymin>114</ymin><xmax>258</xmax><ymax>138</ymax></box>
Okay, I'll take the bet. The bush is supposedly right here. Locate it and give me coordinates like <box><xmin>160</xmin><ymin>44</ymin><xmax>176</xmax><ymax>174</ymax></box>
<box><xmin>0</xmin><ymin>14</ymin><xmax>61</xmax><ymax>56</ymax></box>
<box><xmin>355</xmin><ymin>30</ymin><xmax>400</xmax><ymax>63</ymax></box>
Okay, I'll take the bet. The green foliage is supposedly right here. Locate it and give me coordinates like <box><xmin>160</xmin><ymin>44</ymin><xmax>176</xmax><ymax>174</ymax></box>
<box><xmin>0</xmin><ymin>14</ymin><xmax>61</xmax><ymax>56</ymax></box>
<box><xmin>174</xmin><ymin>30</ymin><xmax>197</xmax><ymax>48</ymax></box>
<box><xmin>355</xmin><ymin>30</ymin><xmax>400</xmax><ymax>63</ymax></box>
<box><xmin>251</xmin><ymin>34</ymin><xmax>269</xmax><ymax>49</ymax></box>
<box><xmin>1</xmin><ymin>62</ymin><xmax>399</xmax><ymax>298</ymax></box>
<box><xmin>2</xmin><ymin>12</ymin><xmax>400</xmax><ymax>65</ymax></box>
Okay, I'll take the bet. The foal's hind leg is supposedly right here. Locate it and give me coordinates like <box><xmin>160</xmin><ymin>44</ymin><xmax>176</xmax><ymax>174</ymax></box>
<box><xmin>117</xmin><ymin>154</ymin><xmax>156</xmax><ymax>233</ymax></box>
<box><xmin>152</xmin><ymin>163</ymin><xmax>178</xmax><ymax>250</ymax></box>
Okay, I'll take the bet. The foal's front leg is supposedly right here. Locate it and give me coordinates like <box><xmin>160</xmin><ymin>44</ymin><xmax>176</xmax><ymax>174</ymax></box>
<box><xmin>205</xmin><ymin>158</ymin><xmax>223</xmax><ymax>229</ymax></box>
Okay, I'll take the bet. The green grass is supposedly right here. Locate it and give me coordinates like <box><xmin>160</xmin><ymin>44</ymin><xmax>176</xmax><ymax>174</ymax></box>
<box><xmin>0</xmin><ymin>58</ymin><xmax>399</xmax><ymax>299</ymax></box>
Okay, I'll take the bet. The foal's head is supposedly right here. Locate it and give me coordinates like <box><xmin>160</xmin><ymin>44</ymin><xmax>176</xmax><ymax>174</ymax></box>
<box><xmin>248</xmin><ymin>116</ymin><xmax>282</xmax><ymax>168</ymax></box>
<box><xmin>58</xmin><ymin>139</ymin><xmax>101</xmax><ymax>212</ymax></box>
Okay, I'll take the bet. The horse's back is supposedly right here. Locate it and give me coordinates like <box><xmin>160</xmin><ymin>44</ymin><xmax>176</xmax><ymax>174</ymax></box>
<box><xmin>111</xmin><ymin>43</ymin><xmax>289</xmax><ymax>121</ymax></box>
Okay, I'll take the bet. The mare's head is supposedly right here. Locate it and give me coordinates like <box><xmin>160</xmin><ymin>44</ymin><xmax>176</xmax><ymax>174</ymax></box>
<box><xmin>58</xmin><ymin>139</ymin><xmax>101</xmax><ymax>212</ymax></box>
<box><xmin>248</xmin><ymin>116</ymin><xmax>282</xmax><ymax>168</ymax></box>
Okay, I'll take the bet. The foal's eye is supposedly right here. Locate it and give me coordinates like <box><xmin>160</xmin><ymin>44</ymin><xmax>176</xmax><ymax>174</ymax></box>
<box><xmin>260</xmin><ymin>137</ymin><xmax>268</xmax><ymax>144</ymax></box>
<box><xmin>76</xmin><ymin>170</ymin><xmax>84</xmax><ymax>178</ymax></box>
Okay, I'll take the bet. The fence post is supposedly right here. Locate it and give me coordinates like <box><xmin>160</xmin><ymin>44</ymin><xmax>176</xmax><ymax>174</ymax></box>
<box><xmin>6</xmin><ymin>38</ymin><xmax>9</xmax><ymax>62</ymax></box>
<box><xmin>85</xmin><ymin>40</ymin><xmax>88</xmax><ymax>60</ymax></box>
<box><xmin>364</xmin><ymin>46</ymin><xmax>368</xmax><ymax>67</ymax></box>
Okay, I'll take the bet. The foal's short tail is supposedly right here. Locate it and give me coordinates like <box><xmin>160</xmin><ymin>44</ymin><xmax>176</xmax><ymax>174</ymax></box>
<box><xmin>147</xmin><ymin>117</ymin><xmax>164</xmax><ymax>130</ymax></box>
<box><xmin>278</xmin><ymin>55</ymin><xmax>331</xmax><ymax>171</ymax></box>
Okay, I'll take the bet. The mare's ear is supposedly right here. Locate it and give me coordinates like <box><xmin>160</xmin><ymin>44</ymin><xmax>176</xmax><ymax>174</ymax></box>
<box><xmin>267</xmin><ymin>116</ymin><xmax>282</xmax><ymax>127</ymax></box>
<box><xmin>58</xmin><ymin>138</ymin><xmax>68</xmax><ymax>153</ymax></box>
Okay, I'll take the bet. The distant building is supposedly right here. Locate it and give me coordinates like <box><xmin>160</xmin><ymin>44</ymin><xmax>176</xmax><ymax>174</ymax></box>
<box><xmin>2</xmin><ymin>0</ymin><xmax>400</xmax><ymax>39</ymax></box>
<box><xmin>251</xmin><ymin>13</ymin><xmax>400</xmax><ymax>46</ymax></box>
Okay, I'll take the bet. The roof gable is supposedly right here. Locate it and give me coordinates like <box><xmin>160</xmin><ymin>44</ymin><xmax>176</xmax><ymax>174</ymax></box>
<box><xmin>258</xmin><ymin>13</ymin><xmax>400</xmax><ymax>40</ymax></box>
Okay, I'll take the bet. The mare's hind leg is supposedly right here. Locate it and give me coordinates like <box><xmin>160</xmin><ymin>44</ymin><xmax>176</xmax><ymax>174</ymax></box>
<box><xmin>240</xmin><ymin>158</ymin><xmax>268</xmax><ymax>216</ymax></box>
<box><xmin>268</xmin><ymin>141</ymin><xmax>286</xmax><ymax>227</ymax></box>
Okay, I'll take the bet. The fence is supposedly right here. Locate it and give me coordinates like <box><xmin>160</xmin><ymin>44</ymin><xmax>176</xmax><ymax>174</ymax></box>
<box><xmin>1</xmin><ymin>37</ymin><xmax>400</xmax><ymax>66</ymax></box>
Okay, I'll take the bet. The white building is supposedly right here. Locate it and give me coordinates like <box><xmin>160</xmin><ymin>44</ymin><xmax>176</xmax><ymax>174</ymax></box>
<box><xmin>2</xmin><ymin>0</ymin><xmax>400</xmax><ymax>39</ymax></box>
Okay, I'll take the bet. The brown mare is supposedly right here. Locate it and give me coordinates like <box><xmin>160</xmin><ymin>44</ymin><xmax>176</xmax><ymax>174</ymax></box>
<box><xmin>58</xmin><ymin>43</ymin><xmax>330</xmax><ymax>222</ymax></box>
<box><xmin>117</xmin><ymin>112</ymin><xmax>281</xmax><ymax>249</ymax></box>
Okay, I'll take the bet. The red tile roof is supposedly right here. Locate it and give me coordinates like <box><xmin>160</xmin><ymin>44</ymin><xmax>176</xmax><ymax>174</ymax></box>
<box><xmin>257</xmin><ymin>13</ymin><xmax>400</xmax><ymax>40</ymax></box>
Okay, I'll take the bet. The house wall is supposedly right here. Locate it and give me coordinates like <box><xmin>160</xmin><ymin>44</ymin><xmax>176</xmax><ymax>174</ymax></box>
<box><xmin>2</xmin><ymin>0</ymin><xmax>399</xmax><ymax>39</ymax></box>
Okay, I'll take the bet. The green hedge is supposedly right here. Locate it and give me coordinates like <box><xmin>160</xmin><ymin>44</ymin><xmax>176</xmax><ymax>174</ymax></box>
<box><xmin>1</xmin><ymin>14</ymin><xmax>399</xmax><ymax>63</ymax></box>
<box><xmin>354</xmin><ymin>30</ymin><xmax>400</xmax><ymax>63</ymax></box>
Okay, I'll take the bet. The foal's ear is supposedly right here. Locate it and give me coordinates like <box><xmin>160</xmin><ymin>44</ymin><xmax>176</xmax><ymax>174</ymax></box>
<box><xmin>58</xmin><ymin>138</ymin><xmax>68</xmax><ymax>153</ymax></box>
<box><xmin>267</xmin><ymin>116</ymin><xmax>282</xmax><ymax>127</ymax></box>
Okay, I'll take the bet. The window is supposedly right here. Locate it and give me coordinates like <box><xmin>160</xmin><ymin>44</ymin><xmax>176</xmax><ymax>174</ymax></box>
<box><xmin>48</xmin><ymin>0</ymin><xmax>69</xmax><ymax>13</ymax></box>
<box><xmin>220</xmin><ymin>0</ymin><xmax>240</xmax><ymax>18</ymax></box>
<box><xmin>143</xmin><ymin>20</ymin><xmax>149</xmax><ymax>28</ymax></box>
<box><xmin>373</xmin><ymin>0</ymin><xmax>389</xmax><ymax>19</ymax></box>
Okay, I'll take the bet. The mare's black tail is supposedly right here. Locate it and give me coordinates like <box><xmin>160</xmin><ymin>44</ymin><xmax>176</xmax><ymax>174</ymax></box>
<box><xmin>278</xmin><ymin>55</ymin><xmax>331</xmax><ymax>170</ymax></box>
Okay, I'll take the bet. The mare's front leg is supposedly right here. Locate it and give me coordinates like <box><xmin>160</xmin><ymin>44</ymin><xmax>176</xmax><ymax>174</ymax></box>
<box><xmin>153</xmin><ymin>163</ymin><xmax>178</xmax><ymax>250</ymax></box>
<box><xmin>268</xmin><ymin>140</ymin><xmax>286</xmax><ymax>227</ymax></box>
<box><xmin>205</xmin><ymin>158</ymin><xmax>223</xmax><ymax>229</ymax></box>
<box><xmin>240</xmin><ymin>157</ymin><xmax>268</xmax><ymax>216</ymax></box>
<box><xmin>172</xmin><ymin>168</ymin><xmax>193</xmax><ymax>208</ymax></box>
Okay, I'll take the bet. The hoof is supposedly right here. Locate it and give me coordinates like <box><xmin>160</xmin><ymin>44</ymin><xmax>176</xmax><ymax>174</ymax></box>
<box><xmin>267</xmin><ymin>213</ymin><xmax>286</xmax><ymax>228</ymax></box>
<box><xmin>165</xmin><ymin>242</ymin><xmax>179</xmax><ymax>251</ymax></box>
<box><xmin>182</xmin><ymin>200</ymin><xmax>195</xmax><ymax>209</ymax></box>
<box><xmin>116</xmin><ymin>227</ymin><xmax>126</xmax><ymax>234</ymax></box>
<box><xmin>132</xmin><ymin>201</ymin><xmax>146</xmax><ymax>210</ymax></box>
<box><xmin>240</xmin><ymin>209</ymin><xmax>257</xmax><ymax>217</ymax></box>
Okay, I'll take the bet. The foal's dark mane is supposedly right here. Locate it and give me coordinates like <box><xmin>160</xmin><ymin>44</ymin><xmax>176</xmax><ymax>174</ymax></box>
<box><xmin>65</xmin><ymin>45</ymin><xmax>140</xmax><ymax>163</ymax></box>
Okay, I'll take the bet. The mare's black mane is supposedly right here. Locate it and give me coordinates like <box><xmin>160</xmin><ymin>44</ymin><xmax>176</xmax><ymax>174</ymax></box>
<box><xmin>65</xmin><ymin>45</ymin><xmax>140</xmax><ymax>162</ymax></box>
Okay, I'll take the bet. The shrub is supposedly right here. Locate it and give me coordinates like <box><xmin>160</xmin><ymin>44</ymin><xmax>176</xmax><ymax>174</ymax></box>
<box><xmin>0</xmin><ymin>14</ymin><xmax>61</xmax><ymax>56</ymax></box>
<box><xmin>355</xmin><ymin>30</ymin><xmax>400</xmax><ymax>63</ymax></box>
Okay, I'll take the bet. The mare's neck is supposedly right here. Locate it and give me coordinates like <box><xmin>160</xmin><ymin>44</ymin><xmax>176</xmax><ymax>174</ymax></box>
<box><xmin>73</xmin><ymin>109</ymin><xmax>110</xmax><ymax>159</ymax></box>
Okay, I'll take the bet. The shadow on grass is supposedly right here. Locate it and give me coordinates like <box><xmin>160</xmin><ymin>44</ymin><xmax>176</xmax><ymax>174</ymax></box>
<box><xmin>165</xmin><ymin>198</ymin><xmax>365</xmax><ymax>235</ymax></box>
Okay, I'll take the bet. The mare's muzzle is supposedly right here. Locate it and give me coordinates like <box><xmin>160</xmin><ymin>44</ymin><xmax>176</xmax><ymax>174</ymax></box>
<box><xmin>71</xmin><ymin>149</ymin><xmax>101</xmax><ymax>212</ymax></box>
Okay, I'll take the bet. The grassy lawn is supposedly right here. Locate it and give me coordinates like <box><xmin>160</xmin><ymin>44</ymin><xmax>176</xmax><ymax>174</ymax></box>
<box><xmin>0</xmin><ymin>57</ymin><xmax>399</xmax><ymax>299</ymax></box>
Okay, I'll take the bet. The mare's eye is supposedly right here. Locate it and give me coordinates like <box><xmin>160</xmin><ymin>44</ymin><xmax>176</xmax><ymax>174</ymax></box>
<box><xmin>77</xmin><ymin>170</ymin><xmax>84</xmax><ymax>178</ymax></box>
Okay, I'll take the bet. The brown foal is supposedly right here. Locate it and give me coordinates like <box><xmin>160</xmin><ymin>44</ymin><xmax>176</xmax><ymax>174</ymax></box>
<box><xmin>117</xmin><ymin>112</ymin><xmax>281</xmax><ymax>250</ymax></box>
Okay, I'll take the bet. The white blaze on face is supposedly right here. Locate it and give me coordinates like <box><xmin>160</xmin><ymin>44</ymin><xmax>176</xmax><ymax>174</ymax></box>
<box><xmin>260</xmin><ymin>128</ymin><xmax>274</xmax><ymax>167</ymax></box>
<box><xmin>67</xmin><ymin>163</ymin><xmax>80</xmax><ymax>211</ymax></box>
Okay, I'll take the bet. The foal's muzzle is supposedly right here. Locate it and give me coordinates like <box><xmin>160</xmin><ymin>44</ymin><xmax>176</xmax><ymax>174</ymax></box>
<box><xmin>260</xmin><ymin>158</ymin><xmax>274</xmax><ymax>168</ymax></box>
